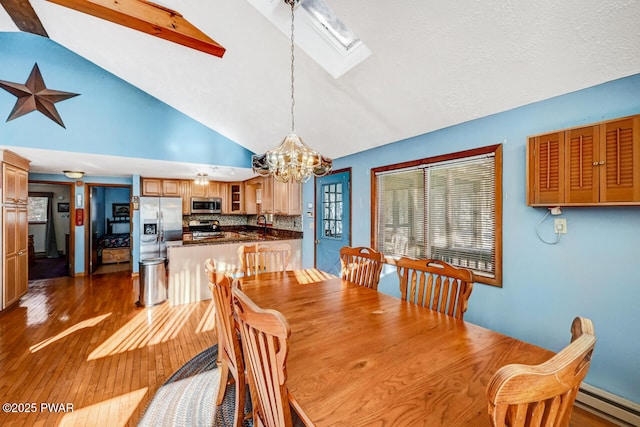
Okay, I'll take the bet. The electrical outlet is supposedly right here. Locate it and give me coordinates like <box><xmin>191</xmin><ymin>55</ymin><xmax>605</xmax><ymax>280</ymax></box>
<box><xmin>554</xmin><ymin>218</ymin><xmax>567</xmax><ymax>234</ymax></box>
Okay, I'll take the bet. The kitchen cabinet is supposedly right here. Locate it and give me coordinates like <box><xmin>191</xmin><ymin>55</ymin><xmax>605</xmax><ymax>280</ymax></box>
<box><xmin>179</xmin><ymin>180</ymin><xmax>192</xmax><ymax>215</ymax></box>
<box><xmin>260</xmin><ymin>176</ymin><xmax>302</xmax><ymax>215</ymax></box>
<box><xmin>2</xmin><ymin>150</ymin><xmax>30</xmax><ymax>311</ymax></box>
<box><xmin>191</xmin><ymin>180</ymin><xmax>222</xmax><ymax>198</ymax></box>
<box><xmin>142</xmin><ymin>178</ymin><xmax>180</xmax><ymax>196</ymax></box>
<box><xmin>244</xmin><ymin>177</ymin><xmax>262</xmax><ymax>215</ymax></box>
<box><xmin>527</xmin><ymin>114</ymin><xmax>640</xmax><ymax>206</ymax></box>
<box><xmin>227</xmin><ymin>182</ymin><xmax>244</xmax><ymax>214</ymax></box>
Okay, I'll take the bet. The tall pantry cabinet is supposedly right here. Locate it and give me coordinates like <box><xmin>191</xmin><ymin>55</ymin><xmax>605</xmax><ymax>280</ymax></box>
<box><xmin>1</xmin><ymin>150</ymin><xmax>30</xmax><ymax>310</ymax></box>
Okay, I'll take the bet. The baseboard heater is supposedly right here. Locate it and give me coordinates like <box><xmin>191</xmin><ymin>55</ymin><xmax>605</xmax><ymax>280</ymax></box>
<box><xmin>575</xmin><ymin>383</ymin><xmax>640</xmax><ymax>426</ymax></box>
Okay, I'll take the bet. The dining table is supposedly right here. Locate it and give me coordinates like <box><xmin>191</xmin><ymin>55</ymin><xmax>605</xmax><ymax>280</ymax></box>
<box><xmin>238</xmin><ymin>268</ymin><xmax>554</xmax><ymax>426</ymax></box>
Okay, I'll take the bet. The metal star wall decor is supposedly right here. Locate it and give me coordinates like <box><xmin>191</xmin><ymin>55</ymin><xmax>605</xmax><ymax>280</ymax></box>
<box><xmin>0</xmin><ymin>63</ymin><xmax>80</xmax><ymax>128</ymax></box>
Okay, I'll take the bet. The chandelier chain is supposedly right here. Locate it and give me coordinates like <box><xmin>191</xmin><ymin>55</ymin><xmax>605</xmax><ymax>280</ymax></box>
<box><xmin>290</xmin><ymin>0</ymin><xmax>295</xmax><ymax>133</ymax></box>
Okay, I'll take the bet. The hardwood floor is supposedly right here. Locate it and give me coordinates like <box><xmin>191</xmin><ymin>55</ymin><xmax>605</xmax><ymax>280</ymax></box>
<box><xmin>0</xmin><ymin>273</ymin><xmax>618</xmax><ymax>426</ymax></box>
<box><xmin>0</xmin><ymin>272</ymin><xmax>215</xmax><ymax>426</ymax></box>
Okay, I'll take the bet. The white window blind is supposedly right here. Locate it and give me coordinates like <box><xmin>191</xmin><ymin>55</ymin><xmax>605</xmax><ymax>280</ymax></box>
<box><xmin>375</xmin><ymin>153</ymin><xmax>496</xmax><ymax>279</ymax></box>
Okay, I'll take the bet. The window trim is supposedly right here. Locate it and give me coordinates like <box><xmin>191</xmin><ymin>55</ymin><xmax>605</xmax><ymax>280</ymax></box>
<box><xmin>371</xmin><ymin>144</ymin><xmax>503</xmax><ymax>287</ymax></box>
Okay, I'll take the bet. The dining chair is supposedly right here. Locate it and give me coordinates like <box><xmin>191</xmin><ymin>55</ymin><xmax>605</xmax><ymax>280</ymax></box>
<box><xmin>486</xmin><ymin>316</ymin><xmax>597</xmax><ymax>427</ymax></box>
<box><xmin>339</xmin><ymin>246</ymin><xmax>385</xmax><ymax>290</ymax></box>
<box><xmin>205</xmin><ymin>259</ymin><xmax>247</xmax><ymax>427</ymax></box>
<box><xmin>237</xmin><ymin>242</ymin><xmax>291</xmax><ymax>277</ymax></box>
<box><xmin>232</xmin><ymin>283</ymin><xmax>303</xmax><ymax>427</ymax></box>
<box><xmin>395</xmin><ymin>257</ymin><xmax>474</xmax><ymax>319</ymax></box>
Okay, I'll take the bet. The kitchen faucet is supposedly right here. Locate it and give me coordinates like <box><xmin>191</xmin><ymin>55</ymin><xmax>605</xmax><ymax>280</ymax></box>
<box><xmin>257</xmin><ymin>214</ymin><xmax>267</xmax><ymax>237</ymax></box>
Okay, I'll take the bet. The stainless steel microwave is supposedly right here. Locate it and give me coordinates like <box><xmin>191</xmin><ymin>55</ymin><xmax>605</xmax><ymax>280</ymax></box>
<box><xmin>191</xmin><ymin>197</ymin><xmax>222</xmax><ymax>214</ymax></box>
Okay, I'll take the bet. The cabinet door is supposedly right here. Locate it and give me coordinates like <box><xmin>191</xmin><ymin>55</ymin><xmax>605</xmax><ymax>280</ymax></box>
<box><xmin>3</xmin><ymin>164</ymin><xmax>18</xmax><ymax>203</ymax></box>
<box><xmin>142</xmin><ymin>178</ymin><xmax>162</xmax><ymax>196</ymax></box>
<box><xmin>179</xmin><ymin>180</ymin><xmax>192</xmax><ymax>215</ymax></box>
<box><xmin>273</xmin><ymin>179</ymin><xmax>289</xmax><ymax>214</ymax></box>
<box><xmin>599</xmin><ymin>116</ymin><xmax>640</xmax><ymax>202</ymax></box>
<box><xmin>16</xmin><ymin>206</ymin><xmax>28</xmax><ymax>298</ymax></box>
<box><xmin>208</xmin><ymin>181</ymin><xmax>221</xmax><ymax>197</ymax></box>
<box><xmin>17</xmin><ymin>168</ymin><xmax>28</xmax><ymax>203</ymax></box>
<box><xmin>261</xmin><ymin>177</ymin><xmax>274</xmax><ymax>213</ymax></box>
<box><xmin>288</xmin><ymin>181</ymin><xmax>302</xmax><ymax>215</ymax></box>
<box><xmin>565</xmin><ymin>126</ymin><xmax>599</xmax><ymax>204</ymax></box>
<box><xmin>2</xmin><ymin>206</ymin><xmax>22</xmax><ymax>307</ymax></box>
<box><xmin>228</xmin><ymin>183</ymin><xmax>244</xmax><ymax>213</ymax></box>
<box><xmin>191</xmin><ymin>181</ymin><xmax>208</xmax><ymax>197</ymax></box>
<box><xmin>162</xmin><ymin>179</ymin><xmax>181</xmax><ymax>197</ymax></box>
<box><xmin>527</xmin><ymin>132</ymin><xmax>565</xmax><ymax>205</ymax></box>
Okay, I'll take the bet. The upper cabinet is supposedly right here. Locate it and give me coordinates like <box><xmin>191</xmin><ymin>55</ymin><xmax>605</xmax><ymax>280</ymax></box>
<box><xmin>527</xmin><ymin>115</ymin><xmax>640</xmax><ymax>206</ymax></box>
<box><xmin>260</xmin><ymin>177</ymin><xmax>301</xmax><ymax>215</ymax></box>
<box><xmin>227</xmin><ymin>182</ymin><xmax>244</xmax><ymax>214</ymax></box>
<box><xmin>192</xmin><ymin>181</ymin><xmax>221</xmax><ymax>198</ymax></box>
<box><xmin>142</xmin><ymin>178</ymin><xmax>180</xmax><ymax>197</ymax></box>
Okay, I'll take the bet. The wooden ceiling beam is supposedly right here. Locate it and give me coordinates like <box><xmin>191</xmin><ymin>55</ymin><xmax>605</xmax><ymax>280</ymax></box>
<box><xmin>1</xmin><ymin>0</ymin><xmax>49</xmax><ymax>37</ymax></box>
<box><xmin>45</xmin><ymin>0</ymin><xmax>226</xmax><ymax>57</ymax></box>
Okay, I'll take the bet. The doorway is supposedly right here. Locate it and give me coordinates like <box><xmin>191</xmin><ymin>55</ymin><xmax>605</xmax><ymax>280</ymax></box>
<box><xmin>314</xmin><ymin>169</ymin><xmax>351</xmax><ymax>275</ymax></box>
<box><xmin>27</xmin><ymin>182</ymin><xmax>73</xmax><ymax>280</ymax></box>
<box><xmin>86</xmin><ymin>184</ymin><xmax>132</xmax><ymax>275</ymax></box>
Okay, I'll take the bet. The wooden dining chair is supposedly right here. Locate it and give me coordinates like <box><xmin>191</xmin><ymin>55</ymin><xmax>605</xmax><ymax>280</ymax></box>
<box><xmin>231</xmin><ymin>283</ymin><xmax>300</xmax><ymax>427</ymax></box>
<box><xmin>237</xmin><ymin>242</ymin><xmax>291</xmax><ymax>277</ymax></box>
<box><xmin>339</xmin><ymin>246</ymin><xmax>385</xmax><ymax>290</ymax></box>
<box><xmin>395</xmin><ymin>257</ymin><xmax>474</xmax><ymax>319</ymax></box>
<box><xmin>486</xmin><ymin>317</ymin><xmax>597</xmax><ymax>427</ymax></box>
<box><xmin>204</xmin><ymin>259</ymin><xmax>247</xmax><ymax>427</ymax></box>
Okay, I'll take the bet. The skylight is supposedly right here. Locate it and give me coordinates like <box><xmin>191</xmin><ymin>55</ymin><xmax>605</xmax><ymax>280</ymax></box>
<box><xmin>300</xmin><ymin>0</ymin><xmax>360</xmax><ymax>52</ymax></box>
<box><xmin>248</xmin><ymin>0</ymin><xmax>371</xmax><ymax>79</ymax></box>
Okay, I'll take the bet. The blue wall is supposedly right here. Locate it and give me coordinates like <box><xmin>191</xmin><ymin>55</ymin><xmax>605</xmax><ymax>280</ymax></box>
<box><xmin>1</xmin><ymin>33</ymin><xmax>254</xmax><ymax>273</ymax></box>
<box><xmin>303</xmin><ymin>74</ymin><xmax>640</xmax><ymax>403</ymax></box>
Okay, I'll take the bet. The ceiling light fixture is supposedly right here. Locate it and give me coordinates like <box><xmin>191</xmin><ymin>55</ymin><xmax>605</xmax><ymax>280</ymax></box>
<box><xmin>252</xmin><ymin>0</ymin><xmax>332</xmax><ymax>183</ymax></box>
<box><xmin>63</xmin><ymin>170</ymin><xmax>84</xmax><ymax>179</ymax></box>
<box><xmin>194</xmin><ymin>172</ymin><xmax>209</xmax><ymax>185</ymax></box>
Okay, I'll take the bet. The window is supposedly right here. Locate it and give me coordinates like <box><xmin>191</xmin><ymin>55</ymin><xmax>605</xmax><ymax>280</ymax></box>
<box><xmin>322</xmin><ymin>182</ymin><xmax>343</xmax><ymax>238</ymax></box>
<box><xmin>28</xmin><ymin>196</ymin><xmax>48</xmax><ymax>223</ymax></box>
<box><xmin>372</xmin><ymin>145</ymin><xmax>502</xmax><ymax>287</ymax></box>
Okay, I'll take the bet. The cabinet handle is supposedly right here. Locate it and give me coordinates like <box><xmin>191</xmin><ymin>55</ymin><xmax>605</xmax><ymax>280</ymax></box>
<box><xmin>18</xmin><ymin>250</ymin><xmax>24</xmax><ymax>256</ymax></box>
<box><xmin>599</xmin><ymin>160</ymin><xmax>605</xmax><ymax>165</ymax></box>
<box><xmin>592</xmin><ymin>162</ymin><xmax>598</xmax><ymax>166</ymax></box>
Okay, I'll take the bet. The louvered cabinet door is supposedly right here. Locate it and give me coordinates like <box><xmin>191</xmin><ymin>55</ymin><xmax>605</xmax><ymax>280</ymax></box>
<box><xmin>565</xmin><ymin>126</ymin><xmax>599</xmax><ymax>203</ymax></box>
<box><xmin>528</xmin><ymin>131</ymin><xmax>565</xmax><ymax>205</ymax></box>
<box><xmin>599</xmin><ymin>116</ymin><xmax>640</xmax><ymax>202</ymax></box>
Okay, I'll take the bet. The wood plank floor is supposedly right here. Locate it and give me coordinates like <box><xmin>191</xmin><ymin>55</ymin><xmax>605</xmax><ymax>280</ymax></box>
<box><xmin>0</xmin><ymin>273</ymin><xmax>618</xmax><ymax>426</ymax></box>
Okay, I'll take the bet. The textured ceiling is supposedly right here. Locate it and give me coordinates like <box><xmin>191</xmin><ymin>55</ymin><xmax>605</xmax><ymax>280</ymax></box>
<box><xmin>1</xmin><ymin>0</ymin><xmax>640</xmax><ymax>178</ymax></box>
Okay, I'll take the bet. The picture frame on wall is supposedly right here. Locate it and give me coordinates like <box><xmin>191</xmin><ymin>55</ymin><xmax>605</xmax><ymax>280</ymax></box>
<box><xmin>57</xmin><ymin>202</ymin><xmax>70</xmax><ymax>213</ymax></box>
<box><xmin>112</xmin><ymin>203</ymin><xmax>130</xmax><ymax>218</ymax></box>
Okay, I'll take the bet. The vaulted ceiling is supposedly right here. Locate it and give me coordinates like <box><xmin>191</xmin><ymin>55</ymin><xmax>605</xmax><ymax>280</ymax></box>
<box><xmin>1</xmin><ymin>0</ymin><xmax>640</xmax><ymax>178</ymax></box>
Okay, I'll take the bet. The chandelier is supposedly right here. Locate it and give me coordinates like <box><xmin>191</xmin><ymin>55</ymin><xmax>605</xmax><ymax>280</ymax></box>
<box><xmin>252</xmin><ymin>0</ymin><xmax>332</xmax><ymax>183</ymax></box>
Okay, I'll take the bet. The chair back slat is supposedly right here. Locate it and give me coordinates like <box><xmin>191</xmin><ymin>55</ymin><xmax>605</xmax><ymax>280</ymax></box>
<box><xmin>487</xmin><ymin>317</ymin><xmax>596</xmax><ymax>427</ymax></box>
<box><xmin>396</xmin><ymin>257</ymin><xmax>474</xmax><ymax>319</ymax></box>
<box><xmin>339</xmin><ymin>246</ymin><xmax>385</xmax><ymax>290</ymax></box>
<box><xmin>232</xmin><ymin>283</ymin><xmax>294</xmax><ymax>427</ymax></box>
<box><xmin>205</xmin><ymin>259</ymin><xmax>246</xmax><ymax>426</ymax></box>
<box><xmin>238</xmin><ymin>243</ymin><xmax>291</xmax><ymax>277</ymax></box>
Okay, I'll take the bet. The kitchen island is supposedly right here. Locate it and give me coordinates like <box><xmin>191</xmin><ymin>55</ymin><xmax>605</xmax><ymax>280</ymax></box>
<box><xmin>167</xmin><ymin>230</ymin><xmax>302</xmax><ymax>306</ymax></box>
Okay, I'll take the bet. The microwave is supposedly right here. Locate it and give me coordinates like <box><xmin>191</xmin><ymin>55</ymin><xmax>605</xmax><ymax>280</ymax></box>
<box><xmin>191</xmin><ymin>197</ymin><xmax>222</xmax><ymax>214</ymax></box>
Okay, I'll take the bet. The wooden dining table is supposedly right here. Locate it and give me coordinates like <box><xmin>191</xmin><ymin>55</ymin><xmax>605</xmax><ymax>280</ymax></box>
<box><xmin>238</xmin><ymin>269</ymin><xmax>554</xmax><ymax>426</ymax></box>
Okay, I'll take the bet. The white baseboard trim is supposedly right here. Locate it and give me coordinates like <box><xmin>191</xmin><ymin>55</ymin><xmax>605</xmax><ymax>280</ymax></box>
<box><xmin>576</xmin><ymin>383</ymin><xmax>640</xmax><ymax>426</ymax></box>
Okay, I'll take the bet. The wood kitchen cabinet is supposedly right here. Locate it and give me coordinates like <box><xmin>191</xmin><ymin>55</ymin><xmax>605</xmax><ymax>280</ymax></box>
<box><xmin>260</xmin><ymin>176</ymin><xmax>302</xmax><ymax>215</ymax></box>
<box><xmin>2</xmin><ymin>150</ymin><xmax>30</xmax><ymax>311</ymax></box>
<box><xmin>227</xmin><ymin>182</ymin><xmax>244</xmax><ymax>214</ymax></box>
<box><xmin>191</xmin><ymin>180</ymin><xmax>222</xmax><ymax>198</ymax></box>
<box><xmin>179</xmin><ymin>180</ymin><xmax>192</xmax><ymax>215</ymax></box>
<box><xmin>141</xmin><ymin>178</ymin><xmax>180</xmax><ymax>196</ymax></box>
<box><xmin>527</xmin><ymin>114</ymin><xmax>640</xmax><ymax>206</ymax></box>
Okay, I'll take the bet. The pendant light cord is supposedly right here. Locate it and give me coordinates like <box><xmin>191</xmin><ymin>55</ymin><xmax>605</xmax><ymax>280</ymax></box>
<box><xmin>289</xmin><ymin>0</ymin><xmax>296</xmax><ymax>133</ymax></box>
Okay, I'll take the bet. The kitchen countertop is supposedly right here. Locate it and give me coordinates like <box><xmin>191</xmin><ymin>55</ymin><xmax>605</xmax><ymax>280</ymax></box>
<box><xmin>181</xmin><ymin>227</ymin><xmax>302</xmax><ymax>246</ymax></box>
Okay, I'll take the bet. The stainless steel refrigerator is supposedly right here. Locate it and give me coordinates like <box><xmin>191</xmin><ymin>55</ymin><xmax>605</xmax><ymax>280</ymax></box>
<box><xmin>139</xmin><ymin>197</ymin><xmax>182</xmax><ymax>260</ymax></box>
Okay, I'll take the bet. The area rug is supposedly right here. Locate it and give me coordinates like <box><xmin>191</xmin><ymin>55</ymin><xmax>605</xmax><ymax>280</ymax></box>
<box><xmin>138</xmin><ymin>344</ymin><xmax>248</xmax><ymax>427</ymax></box>
<box><xmin>29</xmin><ymin>257</ymin><xmax>68</xmax><ymax>280</ymax></box>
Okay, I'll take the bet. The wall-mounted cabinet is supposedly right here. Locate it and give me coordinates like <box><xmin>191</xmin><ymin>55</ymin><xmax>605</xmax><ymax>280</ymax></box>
<box><xmin>142</xmin><ymin>178</ymin><xmax>180</xmax><ymax>197</ymax></box>
<box><xmin>244</xmin><ymin>177</ymin><xmax>262</xmax><ymax>215</ymax></box>
<box><xmin>191</xmin><ymin>181</ymin><xmax>222</xmax><ymax>198</ymax></box>
<box><xmin>260</xmin><ymin>176</ymin><xmax>302</xmax><ymax>215</ymax></box>
<box><xmin>227</xmin><ymin>182</ymin><xmax>244</xmax><ymax>214</ymax></box>
<box><xmin>527</xmin><ymin>115</ymin><xmax>640</xmax><ymax>206</ymax></box>
<box><xmin>179</xmin><ymin>180</ymin><xmax>192</xmax><ymax>215</ymax></box>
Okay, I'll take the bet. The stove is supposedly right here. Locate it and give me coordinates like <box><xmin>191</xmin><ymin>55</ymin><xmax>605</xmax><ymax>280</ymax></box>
<box><xmin>188</xmin><ymin>220</ymin><xmax>222</xmax><ymax>239</ymax></box>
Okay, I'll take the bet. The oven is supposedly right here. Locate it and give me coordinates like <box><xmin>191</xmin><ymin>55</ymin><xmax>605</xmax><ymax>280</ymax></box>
<box><xmin>191</xmin><ymin>197</ymin><xmax>222</xmax><ymax>214</ymax></box>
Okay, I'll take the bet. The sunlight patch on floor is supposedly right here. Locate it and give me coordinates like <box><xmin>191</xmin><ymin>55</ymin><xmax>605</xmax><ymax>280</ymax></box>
<box><xmin>195</xmin><ymin>299</ymin><xmax>216</xmax><ymax>333</ymax></box>
<box><xmin>87</xmin><ymin>303</ymin><xmax>198</xmax><ymax>360</ymax></box>
<box><xmin>58</xmin><ymin>387</ymin><xmax>148</xmax><ymax>427</ymax></box>
<box><xmin>29</xmin><ymin>313</ymin><xmax>112</xmax><ymax>353</ymax></box>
